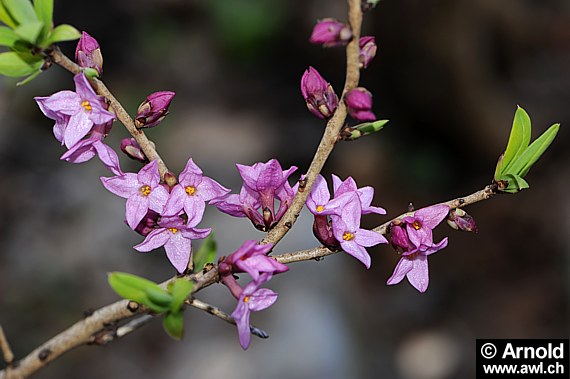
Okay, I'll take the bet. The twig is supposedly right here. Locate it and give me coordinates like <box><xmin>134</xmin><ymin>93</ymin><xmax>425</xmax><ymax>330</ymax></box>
<box><xmin>188</xmin><ymin>298</ymin><xmax>268</xmax><ymax>339</ymax></box>
<box><xmin>46</xmin><ymin>47</ymin><xmax>169</xmax><ymax>180</ymax></box>
<box><xmin>0</xmin><ymin>325</ymin><xmax>14</xmax><ymax>367</ymax></box>
<box><xmin>261</xmin><ymin>0</ymin><xmax>364</xmax><ymax>247</ymax></box>
<box><xmin>0</xmin><ymin>184</ymin><xmax>496</xmax><ymax>379</ymax></box>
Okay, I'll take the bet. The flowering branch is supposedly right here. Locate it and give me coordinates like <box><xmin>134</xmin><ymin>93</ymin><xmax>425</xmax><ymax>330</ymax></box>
<box><xmin>46</xmin><ymin>47</ymin><xmax>170</xmax><ymax>179</ymax></box>
<box><xmin>261</xmin><ymin>0</ymin><xmax>363</xmax><ymax>247</ymax></box>
<box><xmin>0</xmin><ymin>182</ymin><xmax>496</xmax><ymax>379</ymax></box>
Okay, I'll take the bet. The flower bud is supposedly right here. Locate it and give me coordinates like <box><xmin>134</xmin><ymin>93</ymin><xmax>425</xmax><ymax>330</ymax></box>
<box><xmin>389</xmin><ymin>224</ymin><xmax>410</xmax><ymax>253</ymax></box>
<box><xmin>120</xmin><ymin>138</ymin><xmax>148</xmax><ymax>163</ymax></box>
<box><xmin>359</xmin><ymin>36</ymin><xmax>377</xmax><ymax>69</ymax></box>
<box><xmin>309</xmin><ymin>18</ymin><xmax>352</xmax><ymax>47</ymax></box>
<box><xmin>135</xmin><ymin>91</ymin><xmax>176</xmax><ymax>129</ymax></box>
<box><xmin>75</xmin><ymin>31</ymin><xmax>103</xmax><ymax>75</ymax></box>
<box><xmin>301</xmin><ymin>67</ymin><xmax>339</xmax><ymax>119</ymax></box>
<box><xmin>312</xmin><ymin>215</ymin><xmax>341</xmax><ymax>251</ymax></box>
<box><xmin>345</xmin><ymin>87</ymin><xmax>376</xmax><ymax>121</ymax></box>
<box><xmin>447</xmin><ymin>208</ymin><xmax>478</xmax><ymax>233</ymax></box>
<box><xmin>133</xmin><ymin>210</ymin><xmax>160</xmax><ymax>237</ymax></box>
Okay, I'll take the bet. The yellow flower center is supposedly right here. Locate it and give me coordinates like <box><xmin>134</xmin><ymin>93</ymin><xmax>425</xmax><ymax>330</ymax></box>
<box><xmin>412</xmin><ymin>220</ymin><xmax>422</xmax><ymax>230</ymax></box>
<box><xmin>185</xmin><ymin>186</ymin><xmax>196</xmax><ymax>196</ymax></box>
<box><xmin>342</xmin><ymin>232</ymin><xmax>354</xmax><ymax>241</ymax></box>
<box><xmin>243</xmin><ymin>296</ymin><xmax>250</xmax><ymax>303</ymax></box>
<box><xmin>168</xmin><ymin>227</ymin><xmax>178</xmax><ymax>234</ymax></box>
<box><xmin>316</xmin><ymin>205</ymin><xmax>324</xmax><ymax>213</ymax></box>
<box><xmin>140</xmin><ymin>185</ymin><xmax>151</xmax><ymax>196</ymax></box>
<box><xmin>81</xmin><ymin>100</ymin><xmax>92</xmax><ymax>111</ymax></box>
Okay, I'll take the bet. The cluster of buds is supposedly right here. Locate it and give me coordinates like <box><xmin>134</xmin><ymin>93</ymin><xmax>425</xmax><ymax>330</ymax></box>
<box><xmin>212</xmin><ymin>159</ymin><xmax>297</xmax><ymax>231</ymax></box>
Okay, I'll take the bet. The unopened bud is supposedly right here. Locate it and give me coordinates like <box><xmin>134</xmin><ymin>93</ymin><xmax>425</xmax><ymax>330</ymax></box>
<box><xmin>135</xmin><ymin>91</ymin><xmax>176</xmax><ymax>129</ymax></box>
<box><xmin>120</xmin><ymin>138</ymin><xmax>148</xmax><ymax>163</ymax></box>
<box><xmin>389</xmin><ymin>224</ymin><xmax>410</xmax><ymax>253</ymax></box>
<box><xmin>342</xmin><ymin>119</ymin><xmax>389</xmax><ymax>141</ymax></box>
<box><xmin>301</xmin><ymin>66</ymin><xmax>339</xmax><ymax>119</ymax></box>
<box><xmin>75</xmin><ymin>31</ymin><xmax>103</xmax><ymax>75</ymax></box>
<box><xmin>164</xmin><ymin>171</ymin><xmax>178</xmax><ymax>188</ymax></box>
<box><xmin>134</xmin><ymin>210</ymin><xmax>160</xmax><ymax>236</ymax></box>
<box><xmin>313</xmin><ymin>215</ymin><xmax>341</xmax><ymax>251</ymax></box>
<box><xmin>359</xmin><ymin>36</ymin><xmax>377</xmax><ymax>69</ymax></box>
<box><xmin>447</xmin><ymin>208</ymin><xmax>478</xmax><ymax>233</ymax></box>
<box><xmin>345</xmin><ymin>87</ymin><xmax>376</xmax><ymax>121</ymax></box>
<box><xmin>309</xmin><ymin>18</ymin><xmax>352</xmax><ymax>47</ymax></box>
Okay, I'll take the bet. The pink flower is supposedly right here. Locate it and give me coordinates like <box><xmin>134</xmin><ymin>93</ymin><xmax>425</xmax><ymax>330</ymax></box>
<box><xmin>221</xmin><ymin>240</ymin><xmax>289</xmax><ymax>283</ymax></box>
<box><xmin>100</xmin><ymin>159</ymin><xmax>169</xmax><ymax>229</ymax></box>
<box><xmin>35</xmin><ymin>73</ymin><xmax>115</xmax><ymax>148</ymax></box>
<box><xmin>134</xmin><ymin>215</ymin><xmax>210</xmax><ymax>273</ymax></box>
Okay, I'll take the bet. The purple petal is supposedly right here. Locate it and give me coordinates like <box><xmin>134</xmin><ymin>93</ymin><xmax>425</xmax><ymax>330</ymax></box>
<box><xmin>211</xmin><ymin>194</ymin><xmax>248</xmax><ymax>218</ymax></box>
<box><xmin>306</xmin><ymin>174</ymin><xmax>331</xmax><ymax>214</ymax></box>
<box><xmin>424</xmin><ymin>237</ymin><xmax>448</xmax><ymax>256</ymax></box>
<box><xmin>340</xmin><ymin>240</ymin><xmax>371</xmax><ymax>268</ymax></box>
<box><xmin>198</xmin><ymin>177</ymin><xmax>230</xmax><ymax>202</ymax></box>
<box><xmin>134</xmin><ymin>228</ymin><xmax>170</xmax><ymax>252</ymax></box>
<box><xmin>179</xmin><ymin>226</ymin><xmax>211</xmax><ymax>240</ymax></box>
<box><xmin>126</xmin><ymin>195</ymin><xmax>150</xmax><ymax>229</ymax></box>
<box><xmin>248</xmin><ymin>288</ymin><xmax>278</xmax><ymax>311</ymax></box>
<box><xmin>64</xmin><ymin>113</ymin><xmax>93</xmax><ymax>148</ymax></box>
<box><xmin>148</xmin><ymin>185</ymin><xmax>169</xmax><ymax>214</ymax></box>
<box><xmin>231</xmin><ymin>301</ymin><xmax>251</xmax><ymax>350</ymax></box>
<box><xmin>354</xmin><ymin>228</ymin><xmax>388</xmax><ymax>247</ymax></box>
<box><xmin>93</xmin><ymin>141</ymin><xmax>123</xmax><ymax>175</ymax></box>
<box><xmin>100</xmin><ymin>173</ymin><xmax>139</xmax><ymax>198</ymax></box>
<box><xmin>415</xmin><ymin>204</ymin><xmax>450</xmax><ymax>230</ymax></box>
<box><xmin>333</xmin><ymin>176</ymin><xmax>357</xmax><ymax>197</ymax></box>
<box><xmin>39</xmin><ymin>90</ymin><xmax>81</xmax><ymax>116</ymax></box>
<box><xmin>164</xmin><ymin>232</ymin><xmax>192</xmax><ymax>273</ymax></box>
<box><xmin>407</xmin><ymin>255</ymin><xmax>430</xmax><ymax>293</ymax></box>
<box><xmin>61</xmin><ymin>138</ymin><xmax>96</xmax><ymax>163</ymax></box>
<box><xmin>386</xmin><ymin>257</ymin><xmax>414</xmax><ymax>285</ymax></box>
<box><xmin>163</xmin><ymin>185</ymin><xmax>186</xmax><ymax>216</ymax></box>
<box><xmin>179</xmin><ymin>158</ymin><xmax>203</xmax><ymax>186</ymax></box>
<box><xmin>137</xmin><ymin>160</ymin><xmax>160</xmax><ymax>187</ymax></box>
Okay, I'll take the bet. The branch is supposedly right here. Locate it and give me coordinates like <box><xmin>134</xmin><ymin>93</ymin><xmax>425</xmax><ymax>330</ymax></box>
<box><xmin>261</xmin><ymin>0</ymin><xmax>364</xmax><ymax>247</ymax></box>
<box><xmin>46</xmin><ymin>47</ymin><xmax>170</xmax><ymax>180</ymax></box>
<box><xmin>0</xmin><ymin>184</ymin><xmax>496</xmax><ymax>379</ymax></box>
<box><xmin>0</xmin><ymin>325</ymin><xmax>14</xmax><ymax>368</ymax></box>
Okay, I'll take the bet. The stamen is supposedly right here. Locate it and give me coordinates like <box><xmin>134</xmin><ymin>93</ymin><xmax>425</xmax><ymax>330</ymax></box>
<box><xmin>244</xmin><ymin>296</ymin><xmax>250</xmax><ymax>303</ymax></box>
<box><xmin>342</xmin><ymin>232</ymin><xmax>354</xmax><ymax>241</ymax></box>
<box><xmin>140</xmin><ymin>185</ymin><xmax>151</xmax><ymax>196</ymax></box>
<box><xmin>185</xmin><ymin>186</ymin><xmax>196</xmax><ymax>196</ymax></box>
<box><xmin>316</xmin><ymin>205</ymin><xmax>324</xmax><ymax>213</ymax></box>
<box><xmin>168</xmin><ymin>227</ymin><xmax>178</xmax><ymax>234</ymax></box>
<box><xmin>81</xmin><ymin>100</ymin><xmax>92</xmax><ymax>111</ymax></box>
<box><xmin>412</xmin><ymin>220</ymin><xmax>422</xmax><ymax>230</ymax></box>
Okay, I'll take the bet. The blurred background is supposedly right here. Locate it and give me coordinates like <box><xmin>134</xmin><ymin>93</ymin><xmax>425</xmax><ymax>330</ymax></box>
<box><xmin>0</xmin><ymin>0</ymin><xmax>569</xmax><ymax>378</ymax></box>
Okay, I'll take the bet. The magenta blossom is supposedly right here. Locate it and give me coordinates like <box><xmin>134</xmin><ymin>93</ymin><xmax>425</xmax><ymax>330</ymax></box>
<box><xmin>344</xmin><ymin>87</ymin><xmax>376</xmax><ymax>121</ymax></box>
<box><xmin>301</xmin><ymin>67</ymin><xmax>339</xmax><ymax>119</ymax></box>
<box><xmin>101</xmin><ymin>159</ymin><xmax>169</xmax><ymax>229</ymax></box>
<box><xmin>163</xmin><ymin>158</ymin><xmax>229</xmax><ymax>220</ymax></box>
<box><xmin>221</xmin><ymin>240</ymin><xmax>289</xmax><ymax>283</ymax></box>
<box><xmin>60</xmin><ymin>121</ymin><xmax>122</xmax><ymax>175</ymax></box>
<box><xmin>359</xmin><ymin>36</ymin><xmax>377</xmax><ymax>69</ymax></box>
<box><xmin>75</xmin><ymin>31</ymin><xmax>103</xmax><ymax>75</ymax></box>
<box><xmin>231</xmin><ymin>273</ymin><xmax>278</xmax><ymax>350</ymax></box>
<box><xmin>213</xmin><ymin>159</ymin><xmax>297</xmax><ymax>231</ymax></box>
<box><xmin>386</xmin><ymin>204</ymin><xmax>450</xmax><ymax>292</ymax></box>
<box><xmin>309</xmin><ymin>18</ymin><xmax>352</xmax><ymax>47</ymax></box>
<box><xmin>330</xmin><ymin>195</ymin><xmax>388</xmax><ymax>268</ymax></box>
<box><xmin>35</xmin><ymin>73</ymin><xmax>115</xmax><ymax>148</ymax></box>
<box><xmin>331</xmin><ymin>174</ymin><xmax>386</xmax><ymax>215</ymax></box>
<box><xmin>135</xmin><ymin>91</ymin><xmax>176</xmax><ymax>129</ymax></box>
<box><xmin>134</xmin><ymin>215</ymin><xmax>210</xmax><ymax>273</ymax></box>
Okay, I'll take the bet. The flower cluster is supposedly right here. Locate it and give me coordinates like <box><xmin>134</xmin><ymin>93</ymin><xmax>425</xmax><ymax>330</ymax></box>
<box><xmin>306</xmin><ymin>174</ymin><xmax>388</xmax><ymax>268</ymax></box>
<box><xmin>212</xmin><ymin>159</ymin><xmax>297</xmax><ymax>231</ymax></box>
<box><xmin>387</xmin><ymin>204</ymin><xmax>450</xmax><ymax>292</ymax></box>
<box><xmin>101</xmin><ymin>158</ymin><xmax>229</xmax><ymax>273</ymax></box>
<box><xmin>218</xmin><ymin>241</ymin><xmax>289</xmax><ymax>349</ymax></box>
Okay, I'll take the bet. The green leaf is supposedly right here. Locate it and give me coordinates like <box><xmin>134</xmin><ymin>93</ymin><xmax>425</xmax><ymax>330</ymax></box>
<box><xmin>0</xmin><ymin>51</ymin><xmax>43</xmax><ymax>77</ymax></box>
<box><xmin>497</xmin><ymin>106</ymin><xmax>531</xmax><ymax>178</ymax></box>
<box><xmin>33</xmin><ymin>0</ymin><xmax>52</xmax><ymax>39</ymax></box>
<box><xmin>499</xmin><ymin>173</ymin><xmax>529</xmax><ymax>193</ymax></box>
<box><xmin>168</xmin><ymin>279</ymin><xmax>193</xmax><ymax>312</ymax></box>
<box><xmin>3</xmin><ymin>0</ymin><xmax>38</xmax><ymax>25</ymax></box>
<box><xmin>13</xmin><ymin>20</ymin><xmax>43</xmax><ymax>43</ymax></box>
<box><xmin>0</xmin><ymin>25</ymin><xmax>19</xmax><ymax>47</ymax></box>
<box><xmin>163</xmin><ymin>311</ymin><xmax>184</xmax><ymax>340</ymax></box>
<box><xmin>16</xmin><ymin>67</ymin><xmax>42</xmax><ymax>85</ymax></box>
<box><xmin>42</xmin><ymin>23</ymin><xmax>79</xmax><ymax>46</ymax></box>
<box><xmin>108</xmin><ymin>272</ymin><xmax>170</xmax><ymax>313</ymax></box>
<box><xmin>508</xmin><ymin>123</ymin><xmax>560</xmax><ymax>178</ymax></box>
<box><xmin>0</xmin><ymin>3</ymin><xmax>17</xmax><ymax>28</ymax></box>
<box><xmin>193</xmin><ymin>233</ymin><xmax>217</xmax><ymax>272</ymax></box>
<box><xmin>355</xmin><ymin>119</ymin><xmax>389</xmax><ymax>135</ymax></box>
<box><xmin>144</xmin><ymin>286</ymin><xmax>173</xmax><ymax>308</ymax></box>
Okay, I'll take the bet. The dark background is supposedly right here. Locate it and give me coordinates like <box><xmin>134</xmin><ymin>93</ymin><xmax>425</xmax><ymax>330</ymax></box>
<box><xmin>0</xmin><ymin>0</ymin><xmax>568</xmax><ymax>378</ymax></box>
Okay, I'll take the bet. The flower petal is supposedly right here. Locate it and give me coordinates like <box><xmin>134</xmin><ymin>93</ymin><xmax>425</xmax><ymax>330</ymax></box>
<box><xmin>340</xmin><ymin>240</ymin><xmax>371</xmax><ymax>269</ymax></box>
<box><xmin>126</xmin><ymin>194</ymin><xmax>150</xmax><ymax>229</ymax></box>
<box><xmin>137</xmin><ymin>159</ymin><xmax>160</xmax><ymax>187</ymax></box>
<box><xmin>386</xmin><ymin>257</ymin><xmax>413</xmax><ymax>285</ymax></box>
<box><xmin>61</xmin><ymin>138</ymin><xmax>96</xmax><ymax>163</ymax></box>
<box><xmin>100</xmin><ymin>173</ymin><xmax>139</xmax><ymax>198</ymax></box>
<box><xmin>198</xmin><ymin>177</ymin><xmax>230</xmax><ymax>202</ymax></box>
<box><xmin>93</xmin><ymin>140</ymin><xmax>123</xmax><ymax>175</ymax></box>
<box><xmin>164</xmin><ymin>232</ymin><xmax>192</xmax><ymax>273</ymax></box>
<box><xmin>415</xmin><ymin>204</ymin><xmax>450</xmax><ymax>230</ymax></box>
<box><xmin>407</xmin><ymin>255</ymin><xmax>430</xmax><ymax>293</ymax></box>
<box><xmin>148</xmin><ymin>184</ymin><xmax>169</xmax><ymax>214</ymax></box>
<box><xmin>64</xmin><ymin>113</ymin><xmax>93</xmax><ymax>148</ymax></box>
<box><xmin>231</xmin><ymin>301</ymin><xmax>251</xmax><ymax>350</ymax></box>
<box><xmin>179</xmin><ymin>158</ymin><xmax>203</xmax><ymax>186</ymax></box>
<box><xmin>134</xmin><ymin>228</ymin><xmax>170</xmax><ymax>252</ymax></box>
<box><xmin>248</xmin><ymin>288</ymin><xmax>278</xmax><ymax>311</ymax></box>
<box><xmin>354</xmin><ymin>228</ymin><xmax>388</xmax><ymax>247</ymax></box>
